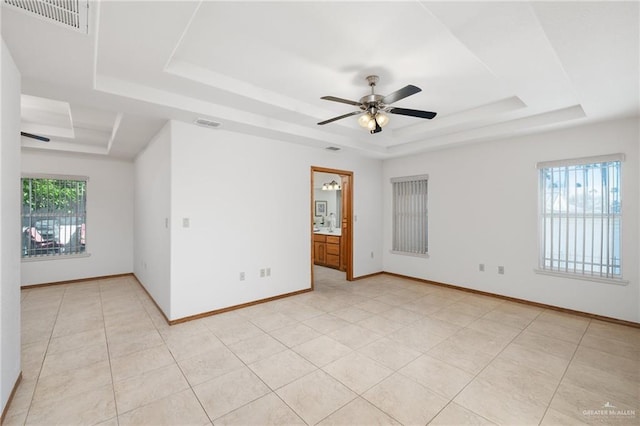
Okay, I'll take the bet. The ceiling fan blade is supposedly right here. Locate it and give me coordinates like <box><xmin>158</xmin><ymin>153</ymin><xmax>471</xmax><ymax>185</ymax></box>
<box><xmin>388</xmin><ymin>107</ymin><xmax>437</xmax><ymax>120</ymax></box>
<box><xmin>317</xmin><ymin>111</ymin><xmax>362</xmax><ymax>125</ymax></box>
<box><xmin>382</xmin><ymin>85</ymin><xmax>421</xmax><ymax>105</ymax></box>
<box><xmin>320</xmin><ymin>96</ymin><xmax>362</xmax><ymax>107</ymax></box>
<box><xmin>21</xmin><ymin>131</ymin><xmax>50</xmax><ymax>142</ymax></box>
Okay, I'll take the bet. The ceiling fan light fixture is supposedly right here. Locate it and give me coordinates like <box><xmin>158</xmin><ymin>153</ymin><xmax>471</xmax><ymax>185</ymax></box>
<box><xmin>376</xmin><ymin>112</ymin><xmax>389</xmax><ymax>127</ymax></box>
<box><xmin>367</xmin><ymin>118</ymin><xmax>377</xmax><ymax>131</ymax></box>
<box><xmin>358</xmin><ymin>113</ymin><xmax>372</xmax><ymax>128</ymax></box>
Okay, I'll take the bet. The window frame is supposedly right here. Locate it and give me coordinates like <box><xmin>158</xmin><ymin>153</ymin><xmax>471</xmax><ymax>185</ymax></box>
<box><xmin>21</xmin><ymin>173</ymin><xmax>90</xmax><ymax>262</ymax></box>
<box><xmin>534</xmin><ymin>154</ymin><xmax>627</xmax><ymax>285</ymax></box>
<box><xmin>390</xmin><ymin>174</ymin><xmax>429</xmax><ymax>258</ymax></box>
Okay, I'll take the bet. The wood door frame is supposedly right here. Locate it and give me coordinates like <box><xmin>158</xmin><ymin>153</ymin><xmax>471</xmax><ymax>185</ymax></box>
<box><xmin>311</xmin><ymin>166</ymin><xmax>354</xmax><ymax>288</ymax></box>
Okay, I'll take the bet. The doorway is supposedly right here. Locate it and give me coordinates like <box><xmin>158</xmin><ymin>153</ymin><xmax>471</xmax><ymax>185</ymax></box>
<box><xmin>311</xmin><ymin>166</ymin><xmax>354</xmax><ymax>288</ymax></box>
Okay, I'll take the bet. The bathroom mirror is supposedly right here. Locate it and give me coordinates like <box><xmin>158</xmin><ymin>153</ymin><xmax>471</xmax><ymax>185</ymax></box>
<box><xmin>313</xmin><ymin>172</ymin><xmax>342</xmax><ymax>228</ymax></box>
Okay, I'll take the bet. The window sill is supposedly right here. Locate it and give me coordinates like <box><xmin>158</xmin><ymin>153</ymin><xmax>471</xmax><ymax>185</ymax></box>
<box><xmin>534</xmin><ymin>268</ymin><xmax>628</xmax><ymax>286</ymax></box>
<box><xmin>22</xmin><ymin>253</ymin><xmax>91</xmax><ymax>263</ymax></box>
<box><xmin>390</xmin><ymin>250</ymin><xmax>429</xmax><ymax>259</ymax></box>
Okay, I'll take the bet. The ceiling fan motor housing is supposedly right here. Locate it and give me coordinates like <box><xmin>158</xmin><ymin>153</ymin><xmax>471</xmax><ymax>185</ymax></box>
<box><xmin>360</xmin><ymin>94</ymin><xmax>384</xmax><ymax>107</ymax></box>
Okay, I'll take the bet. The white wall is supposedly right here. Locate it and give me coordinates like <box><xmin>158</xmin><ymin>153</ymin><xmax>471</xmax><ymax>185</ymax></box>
<box><xmin>133</xmin><ymin>122</ymin><xmax>171</xmax><ymax>317</ymax></box>
<box><xmin>383</xmin><ymin>118</ymin><xmax>640</xmax><ymax>322</ymax></box>
<box><xmin>136</xmin><ymin>121</ymin><xmax>382</xmax><ymax>320</ymax></box>
<box><xmin>1</xmin><ymin>38</ymin><xmax>22</xmax><ymax>415</ymax></box>
<box><xmin>21</xmin><ymin>151</ymin><xmax>134</xmax><ymax>285</ymax></box>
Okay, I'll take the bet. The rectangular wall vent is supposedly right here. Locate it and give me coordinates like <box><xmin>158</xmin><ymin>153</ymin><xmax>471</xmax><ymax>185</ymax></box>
<box><xmin>194</xmin><ymin>118</ymin><xmax>222</xmax><ymax>129</ymax></box>
<box><xmin>325</xmin><ymin>146</ymin><xmax>341</xmax><ymax>151</ymax></box>
<box><xmin>3</xmin><ymin>0</ymin><xmax>89</xmax><ymax>33</ymax></box>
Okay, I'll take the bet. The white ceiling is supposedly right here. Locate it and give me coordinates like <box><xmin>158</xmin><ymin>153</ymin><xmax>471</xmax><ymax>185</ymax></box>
<box><xmin>2</xmin><ymin>1</ymin><xmax>638</xmax><ymax>160</ymax></box>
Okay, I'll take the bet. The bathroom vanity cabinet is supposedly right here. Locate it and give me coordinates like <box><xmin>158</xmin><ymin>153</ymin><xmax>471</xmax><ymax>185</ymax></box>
<box><xmin>313</xmin><ymin>234</ymin><xmax>341</xmax><ymax>269</ymax></box>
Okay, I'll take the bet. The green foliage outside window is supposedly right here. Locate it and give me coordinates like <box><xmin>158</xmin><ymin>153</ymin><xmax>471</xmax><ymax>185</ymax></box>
<box><xmin>22</xmin><ymin>178</ymin><xmax>86</xmax><ymax>212</ymax></box>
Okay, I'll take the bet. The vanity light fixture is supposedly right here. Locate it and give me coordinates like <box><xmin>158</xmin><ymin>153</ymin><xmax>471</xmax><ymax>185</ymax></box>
<box><xmin>322</xmin><ymin>180</ymin><xmax>341</xmax><ymax>191</ymax></box>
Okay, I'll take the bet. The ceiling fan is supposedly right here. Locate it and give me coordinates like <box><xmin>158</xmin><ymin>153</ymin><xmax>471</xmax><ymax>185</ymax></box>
<box><xmin>317</xmin><ymin>75</ymin><xmax>437</xmax><ymax>134</ymax></box>
<box><xmin>21</xmin><ymin>131</ymin><xmax>50</xmax><ymax>142</ymax></box>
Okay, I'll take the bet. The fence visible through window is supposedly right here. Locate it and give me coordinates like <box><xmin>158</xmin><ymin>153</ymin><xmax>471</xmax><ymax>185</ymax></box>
<box><xmin>22</xmin><ymin>176</ymin><xmax>87</xmax><ymax>258</ymax></box>
<box><xmin>537</xmin><ymin>155</ymin><xmax>622</xmax><ymax>279</ymax></box>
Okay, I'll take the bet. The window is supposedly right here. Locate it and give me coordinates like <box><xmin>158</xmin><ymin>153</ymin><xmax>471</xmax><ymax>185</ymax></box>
<box><xmin>22</xmin><ymin>175</ymin><xmax>87</xmax><ymax>259</ymax></box>
<box><xmin>391</xmin><ymin>175</ymin><xmax>428</xmax><ymax>257</ymax></box>
<box><xmin>537</xmin><ymin>154</ymin><xmax>623</xmax><ymax>281</ymax></box>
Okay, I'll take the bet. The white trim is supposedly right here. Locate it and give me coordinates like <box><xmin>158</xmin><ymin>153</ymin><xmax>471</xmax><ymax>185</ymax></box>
<box><xmin>390</xmin><ymin>250</ymin><xmax>430</xmax><ymax>259</ymax></box>
<box><xmin>534</xmin><ymin>268</ymin><xmax>628</xmax><ymax>286</ymax></box>
<box><xmin>536</xmin><ymin>153</ymin><xmax>625</xmax><ymax>169</ymax></box>
<box><xmin>21</xmin><ymin>252</ymin><xmax>91</xmax><ymax>262</ymax></box>
<box><xmin>22</xmin><ymin>173</ymin><xmax>89</xmax><ymax>181</ymax></box>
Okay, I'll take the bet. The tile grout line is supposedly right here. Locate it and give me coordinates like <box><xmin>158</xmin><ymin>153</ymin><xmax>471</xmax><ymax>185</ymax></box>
<box><xmin>98</xmin><ymin>280</ymin><xmax>121</xmax><ymax>425</ymax></box>
<box><xmin>22</xmin><ymin>286</ymin><xmax>67</xmax><ymax>425</ymax></box>
<box><xmin>204</xmin><ymin>311</ymin><xmax>315</xmax><ymax>425</ymax></box>
<box><xmin>422</xmin><ymin>305</ymin><xmax>547</xmax><ymax>425</ymax></box>
<box><xmin>313</xmin><ymin>286</ymin><xmax>511</xmax><ymax>424</ymax></box>
<box><xmin>202</xmin><ymin>305</ymin><xmax>331</xmax><ymax>424</ymax></box>
<box><xmin>129</xmin><ymin>278</ymin><xmax>215</xmax><ymax>425</ymax></box>
<box><xmin>21</xmin><ymin>271</ymin><xmax>627</xmax><ymax>426</ymax></box>
<box><xmin>537</xmin><ymin>317</ymin><xmax>592</xmax><ymax>424</ymax></box>
<box><xmin>184</xmin><ymin>288</ymin><xmax>386</xmax><ymax>424</ymax></box>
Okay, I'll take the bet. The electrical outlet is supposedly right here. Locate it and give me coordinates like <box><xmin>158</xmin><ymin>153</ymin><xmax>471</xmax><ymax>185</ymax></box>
<box><xmin>260</xmin><ymin>269</ymin><xmax>265</xmax><ymax>278</ymax></box>
<box><xmin>266</xmin><ymin>267</ymin><xmax>271</xmax><ymax>276</ymax></box>
<box><xmin>182</xmin><ymin>217</ymin><xmax>190</xmax><ymax>228</ymax></box>
<box><xmin>239</xmin><ymin>272</ymin><xmax>245</xmax><ymax>281</ymax></box>
<box><xmin>479</xmin><ymin>263</ymin><xmax>485</xmax><ymax>272</ymax></box>
<box><xmin>498</xmin><ymin>266</ymin><xmax>505</xmax><ymax>275</ymax></box>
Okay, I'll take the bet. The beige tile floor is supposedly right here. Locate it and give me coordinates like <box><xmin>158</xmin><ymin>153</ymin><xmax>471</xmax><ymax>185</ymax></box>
<box><xmin>5</xmin><ymin>267</ymin><xmax>639</xmax><ymax>425</ymax></box>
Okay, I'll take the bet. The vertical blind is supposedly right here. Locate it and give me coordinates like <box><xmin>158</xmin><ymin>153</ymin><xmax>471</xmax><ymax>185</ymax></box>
<box><xmin>537</xmin><ymin>154</ymin><xmax>623</xmax><ymax>278</ymax></box>
<box><xmin>391</xmin><ymin>175</ymin><xmax>428</xmax><ymax>256</ymax></box>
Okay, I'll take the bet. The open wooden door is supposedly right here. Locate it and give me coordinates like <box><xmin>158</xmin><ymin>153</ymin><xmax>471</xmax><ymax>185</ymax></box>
<box><xmin>340</xmin><ymin>174</ymin><xmax>352</xmax><ymax>278</ymax></box>
<box><xmin>311</xmin><ymin>166</ymin><xmax>354</xmax><ymax>286</ymax></box>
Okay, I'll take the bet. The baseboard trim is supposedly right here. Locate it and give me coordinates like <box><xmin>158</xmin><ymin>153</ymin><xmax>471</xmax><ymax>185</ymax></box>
<box><xmin>19</xmin><ymin>271</ymin><xmax>638</xmax><ymax>328</ymax></box>
<box><xmin>167</xmin><ymin>288</ymin><xmax>314</xmax><ymax>325</ymax></box>
<box><xmin>383</xmin><ymin>272</ymin><xmax>640</xmax><ymax>329</ymax></box>
<box><xmin>132</xmin><ymin>274</ymin><xmax>313</xmax><ymax>325</ymax></box>
<box><xmin>21</xmin><ymin>273</ymin><xmax>132</xmax><ymax>289</ymax></box>
<box><xmin>1</xmin><ymin>372</ymin><xmax>22</xmax><ymax>424</ymax></box>
<box><xmin>353</xmin><ymin>271</ymin><xmax>385</xmax><ymax>281</ymax></box>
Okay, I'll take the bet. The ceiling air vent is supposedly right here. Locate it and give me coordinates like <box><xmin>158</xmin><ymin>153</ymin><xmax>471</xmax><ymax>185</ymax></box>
<box><xmin>194</xmin><ymin>118</ymin><xmax>222</xmax><ymax>129</ymax></box>
<box><xmin>3</xmin><ymin>0</ymin><xmax>89</xmax><ymax>33</ymax></box>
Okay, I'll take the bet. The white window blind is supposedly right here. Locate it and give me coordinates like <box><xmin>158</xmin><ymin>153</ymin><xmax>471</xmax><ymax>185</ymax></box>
<box><xmin>537</xmin><ymin>155</ymin><xmax>622</xmax><ymax>279</ymax></box>
<box><xmin>391</xmin><ymin>175</ymin><xmax>428</xmax><ymax>256</ymax></box>
<box><xmin>22</xmin><ymin>175</ymin><xmax>87</xmax><ymax>259</ymax></box>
